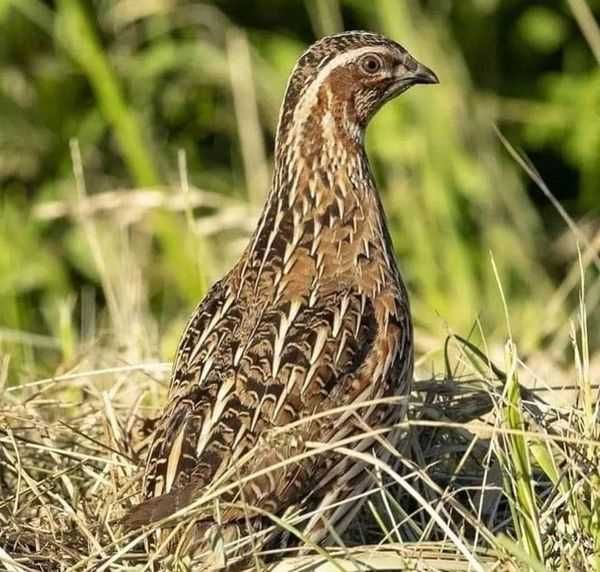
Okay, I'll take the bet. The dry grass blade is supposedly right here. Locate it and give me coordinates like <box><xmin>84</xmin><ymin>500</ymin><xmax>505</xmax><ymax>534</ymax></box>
<box><xmin>0</xmin><ymin>545</ymin><xmax>37</xmax><ymax>572</ymax></box>
<box><xmin>267</xmin><ymin>543</ymin><xmax>505</xmax><ymax>571</ymax></box>
<box><xmin>567</xmin><ymin>0</ymin><xmax>600</xmax><ymax>63</ymax></box>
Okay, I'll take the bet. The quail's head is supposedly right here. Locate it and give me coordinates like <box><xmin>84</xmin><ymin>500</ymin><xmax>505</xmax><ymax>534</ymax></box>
<box><xmin>280</xmin><ymin>31</ymin><xmax>439</xmax><ymax>130</ymax></box>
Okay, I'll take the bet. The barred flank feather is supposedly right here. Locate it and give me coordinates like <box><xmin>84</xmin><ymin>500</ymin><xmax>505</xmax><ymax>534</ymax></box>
<box><xmin>123</xmin><ymin>30</ymin><xmax>437</xmax><ymax>558</ymax></box>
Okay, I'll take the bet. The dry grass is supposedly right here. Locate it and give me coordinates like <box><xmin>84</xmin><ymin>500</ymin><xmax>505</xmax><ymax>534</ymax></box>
<box><xmin>1</xmin><ymin>322</ymin><xmax>598</xmax><ymax>570</ymax></box>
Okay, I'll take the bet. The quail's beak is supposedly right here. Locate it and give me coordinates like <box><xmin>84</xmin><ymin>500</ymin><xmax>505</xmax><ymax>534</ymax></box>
<box><xmin>409</xmin><ymin>62</ymin><xmax>439</xmax><ymax>86</ymax></box>
<box><xmin>385</xmin><ymin>57</ymin><xmax>439</xmax><ymax>101</ymax></box>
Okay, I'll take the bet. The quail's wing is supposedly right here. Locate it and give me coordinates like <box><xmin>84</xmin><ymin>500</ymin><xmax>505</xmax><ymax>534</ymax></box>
<box><xmin>123</xmin><ymin>283</ymin><xmax>408</xmax><ymax>528</ymax></box>
<box><xmin>139</xmin><ymin>278</ymin><xmax>238</xmax><ymax>498</ymax></box>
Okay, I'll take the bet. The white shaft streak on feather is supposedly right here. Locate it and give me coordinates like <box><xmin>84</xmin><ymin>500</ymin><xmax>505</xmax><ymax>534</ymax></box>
<box><xmin>283</xmin><ymin>208</ymin><xmax>304</xmax><ymax>264</ymax></box>
<box><xmin>308</xmin><ymin>173</ymin><xmax>319</xmax><ymax>201</ymax></box>
<box><xmin>195</xmin><ymin>411</ymin><xmax>213</xmax><ymax>457</ymax></box>
<box><xmin>310</xmin><ymin>220</ymin><xmax>323</xmax><ymax>256</ymax></box>
<box><xmin>336</xmin><ymin>173</ymin><xmax>349</xmax><ymax>200</ymax></box>
<box><xmin>308</xmin><ymin>273</ymin><xmax>320</xmax><ymax>309</ymax></box>
<box><xmin>233</xmin><ymin>343</ymin><xmax>244</xmax><ymax>367</ymax></box>
<box><xmin>315</xmin><ymin>249</ymin><xmax>325</xmax><ymax>270</ymax></box>
<box><xmin>334</xmin><ymin>329</ymin><xmax>349</xmax><ymax>365</ymax></box>
<box><xmin>349</xmin><ymin>184</ymin><xmax>364</xmax><ymax>221</ymax></box>
<box><xmin>238</xmin><ymin>199</ymin><xmax>276</xmax><ymax>294</ymax></box>
<box><xmin>282</xmin><ymin>252</ymin><xmax>296</xmax><ymax>277</ymax></box>
<box><xmin>332</xmin><ymin>294</ymin><xmax>350</xmax><ymax>337</ymax></box>
<box><xmin>272</xmin><ymin>299</ymin><xmax>302</xmax><ymax>379</ymax></box>
<box><xmin>373</xmin><ymin>335</ymin><xmax>397</xmax><ymax>385</ymax></box>
<box><xmin>198</xmin><ymin>354</ymin><xmax>215</xmax><ymax>384</ymax></box>
<box><xmin>164</xmin><ymin>419</ymin><xmax>188</xmax><ymax>494</ymax></box>
<box><xmin>301</xmin><ymin>195</ymin><xmax>311</xmax><ymax>217</ymax></box>
<box><xmin>286</xmin><ymin>158</ymin><xmax>303</xmax><ymax>207</ymax></box>
<box><xmin>254</xmin><ymin>208</ymin><xmax>285</xmax><ymax>292</ymax></box>
<box><xmin>381</xmin><ymin>227</ymin><xmax>397</xmax><ymax>270</ymax></box>
<box><xmin>231</xmin><ymin>422</ymin><xmax>247</xmax><ymax>451</ymax></box>
<box><xmin>211</xmin><ymin>375</ymin><xmax>236</xmax><ymax>427</ymax></box>
<box><xmin>336</xmin><ymin>194</ymin><xmax>345</xmax><ymax>219</ymax></box>
<box><xmin>362</xmin><ymin>237</ymin><xmax>370</xmax><ymax>259</ymax></box>
<box><xmin>378</xmin><ymin>266</ymin><xmax>387</xmax><ymax>293</ymax></box>
<box><xmin>309</xmin><ymin>282</ymin><xmax>320</xmax><ymax>308</ymax></box>
<box><xmin>336</xmin><ymin>240</ymin><xmax>344</xmax><ymax>261</ymax></box>
<box><xmin>354</xmin><ymin>296</ymin><xmax>366</xmax><ymax>337</ymax></box>
<box><xmin>301</xmin><ymin>326</ymin><xmax>329</xmax><ymax>394</ymax></box>
<box><xmin>274</xmin><ymin>272</ymin><xmax>287</xmax><ymax>302</ymax></box>
<box><xmin>273</xmin><ymin>367</ymin><xmax>301</xmax><ymax>421</ymax></box>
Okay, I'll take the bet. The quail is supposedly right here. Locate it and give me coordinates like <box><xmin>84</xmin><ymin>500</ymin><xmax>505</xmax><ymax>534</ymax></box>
<box><xmin>124</xmin><ymin>30</ymin><xmax>438</xmax><ymax>558</ymax></box>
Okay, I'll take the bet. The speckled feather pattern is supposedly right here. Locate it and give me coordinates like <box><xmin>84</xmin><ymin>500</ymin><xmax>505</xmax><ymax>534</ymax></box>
<box><xmin>123</xmin><ymin>30</ymin><xmax>436</xmax><ymax>548</ymax></box>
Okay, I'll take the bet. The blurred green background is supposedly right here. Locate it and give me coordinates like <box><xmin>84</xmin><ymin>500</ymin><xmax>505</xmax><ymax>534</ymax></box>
<box><xmin>1</xmin><ymin>0</ymin><xmax>599</xmax><ymax>384</ymax></box>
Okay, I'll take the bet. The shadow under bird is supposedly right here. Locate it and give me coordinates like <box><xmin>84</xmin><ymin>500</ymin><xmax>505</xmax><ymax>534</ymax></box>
<box><xmin>124</xmin><ymin>30</ymin><xmax>438</xmax><ymax>557</ymax></box>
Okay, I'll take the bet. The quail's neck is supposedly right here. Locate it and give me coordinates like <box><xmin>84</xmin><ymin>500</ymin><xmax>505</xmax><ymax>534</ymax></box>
<box><xmin>275</xmin><ymin>91</ymin><xmax>364</xmax><ymax>169</ymax></box>
<box><xmin>271</xmin><ymin>91</ymin><xmax>370</xmax><ymax>201</ymax></box>
<box><xmin>240</xmin><ymin>96</ymin><xmax>398</xmax><ymax>293</ymax></box>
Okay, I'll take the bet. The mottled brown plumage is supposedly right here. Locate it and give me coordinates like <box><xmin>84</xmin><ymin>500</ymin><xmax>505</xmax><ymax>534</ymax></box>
<box><xmin>124</xmin><ymin>30</ymin><xmax>437</xmax><ymax>556</ymax></box>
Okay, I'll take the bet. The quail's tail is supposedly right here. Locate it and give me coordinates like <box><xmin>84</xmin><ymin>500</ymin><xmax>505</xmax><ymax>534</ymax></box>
<box><xmin>121</xmin><ymin>483</ymin><xmax>195</xmax><ymax>531</ymax></box>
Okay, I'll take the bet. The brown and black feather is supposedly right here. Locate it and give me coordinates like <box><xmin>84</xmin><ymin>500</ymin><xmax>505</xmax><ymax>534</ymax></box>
<box><xmin>123</xmin><ymin>30</ymin><xmax>438</xmax><ymax>550</ymax></box>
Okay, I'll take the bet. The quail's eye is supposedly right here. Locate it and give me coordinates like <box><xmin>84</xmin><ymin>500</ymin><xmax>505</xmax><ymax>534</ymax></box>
<box><xmin>360</xmin><ymin>54</ymin><xmax>383</xmax><ymax>75</ymax></box>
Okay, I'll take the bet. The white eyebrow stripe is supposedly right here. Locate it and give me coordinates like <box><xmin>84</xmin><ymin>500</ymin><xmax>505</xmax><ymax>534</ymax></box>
<box><xmin>292</xmin><ymin>46</ymin><xmax>389</xmax><ymax>126</ymax></box>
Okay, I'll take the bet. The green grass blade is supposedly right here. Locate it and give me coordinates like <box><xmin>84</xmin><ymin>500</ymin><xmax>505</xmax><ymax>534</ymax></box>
<box><xmin>56</xmin><ymin>0</ymin><xmax>160</xmax><ymax>187</ymax></box>
<box><xmin>500</xmin><ymin>342</ymin><xmax>545</xmax><ymax>568</ymax></box>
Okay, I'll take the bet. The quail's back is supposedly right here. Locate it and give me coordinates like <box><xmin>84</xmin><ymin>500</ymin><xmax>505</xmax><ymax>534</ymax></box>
<box><xmin>125</xmin><ymin>31</ymin><xmax>438</xmax><ymax>549</ymax></box>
